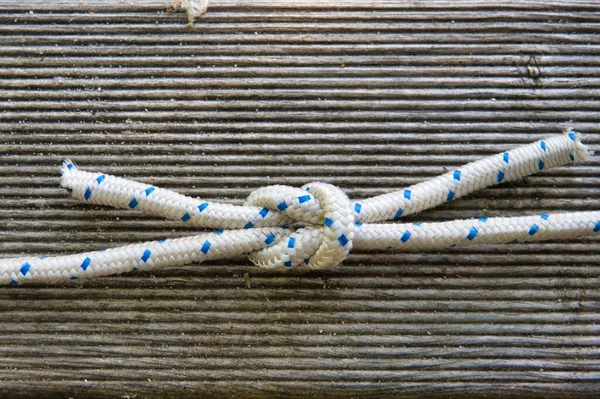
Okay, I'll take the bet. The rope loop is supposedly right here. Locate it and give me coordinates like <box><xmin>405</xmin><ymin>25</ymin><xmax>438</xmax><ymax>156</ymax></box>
<box><xmin>246</xmin><ymin>182</ymin><xmax>355</xmax><ymax>269</ymax></box>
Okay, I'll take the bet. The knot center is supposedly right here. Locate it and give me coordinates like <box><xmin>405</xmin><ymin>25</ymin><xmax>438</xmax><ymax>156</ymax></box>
<box><xmin>245</xmin><ymin>182</ymin><xmax>355</xmax><ymax>269</ymax></box>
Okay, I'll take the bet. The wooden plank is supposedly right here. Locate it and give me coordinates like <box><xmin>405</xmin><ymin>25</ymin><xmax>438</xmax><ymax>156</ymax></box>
<box><xmin>0</xmin><ymin>1</ymin><xmax>599</xmax><ymax>398</ymax></box>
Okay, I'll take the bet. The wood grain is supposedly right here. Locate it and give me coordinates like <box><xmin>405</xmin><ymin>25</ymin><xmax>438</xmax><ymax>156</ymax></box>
<box><xmin>0</xmin><ymin>1</ymin><xmax>599</xmax><ymax>398</ymax></box>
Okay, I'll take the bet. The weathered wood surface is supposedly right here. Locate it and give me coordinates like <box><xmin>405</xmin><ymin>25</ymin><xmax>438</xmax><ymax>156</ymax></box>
<box><xmin>0</xmin><ymin>0</ymin><xmax>599</xmax><ymax>397</ymax></box>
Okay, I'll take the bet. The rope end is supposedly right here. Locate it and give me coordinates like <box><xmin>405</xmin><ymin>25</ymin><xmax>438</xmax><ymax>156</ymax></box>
<box><xmin>564</xmin><ymin>125</ymin><xmax>593</xmax><ymax>164</ymax></box>
<box><xmin>168</xmin><ymin>0</ymin><xmax>208</xmax><ymax>27</ymax></box>
<box><xmin>60</xmin><ymin>159</ymin><xmax>77</xmax><ymax>175</ymax></box>
<box><xmin>60</xmin><ymin>159</ymin><xmax>78</xmax><ymax>193</ymax></box>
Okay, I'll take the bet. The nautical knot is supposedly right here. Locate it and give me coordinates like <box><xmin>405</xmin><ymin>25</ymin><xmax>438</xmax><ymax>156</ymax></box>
<box><xmin>2</xmin><ymin>129</ymin><xmax>598</xmax><ymax>285</ymax></box>
<box><xmin>245</xmin><ymin>182</ymin><xmax>355</xmax><ymax>269</ymax></box>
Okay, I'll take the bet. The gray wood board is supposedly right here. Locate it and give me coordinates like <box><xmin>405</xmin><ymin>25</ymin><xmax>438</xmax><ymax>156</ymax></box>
<box><xmin>0</xmin><ymin>1</ymin><xmax>599</xmax><ymax>398</ymax></box>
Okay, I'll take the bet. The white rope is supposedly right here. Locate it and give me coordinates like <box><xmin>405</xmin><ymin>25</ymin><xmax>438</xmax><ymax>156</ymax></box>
<box><xmin>1</xmin><ymin>130</ymin><xmax>597</xmax><ymax>285</ymax></box>
<box><xmin>168</xmin><ymin>0</ymin><xmax>209</xmax><ymax>26</ymax></box>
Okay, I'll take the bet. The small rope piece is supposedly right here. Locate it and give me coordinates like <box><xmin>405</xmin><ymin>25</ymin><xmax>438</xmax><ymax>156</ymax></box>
<box><xmin>167</xmin><ymin>0</ymin><xmax>209</xmax><ymax>26</ymax></box>
<box><xmin>1</xmin><ymin>130</ymin><xmax>598</xmax><ymax>285</ymax></box>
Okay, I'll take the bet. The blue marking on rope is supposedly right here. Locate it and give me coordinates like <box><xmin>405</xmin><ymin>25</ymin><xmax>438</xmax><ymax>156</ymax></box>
<box><xmin>447</xmin><ymin>191</ymin><xmax>455</xmax><ymax>201</ymax></box>
<box><xmin>144</xmin><ymin>187</ymin><xmax>155</xmax><ymax>196</ymax></box>
<box><xmin>355</xmin><ymin>221</ymin><xmax>363</xmax><ymax>227</ymax></box>
<box><xmin>305</xmin><ymin>187</ymin><xmax>311</xmax><ymax>192</ymax></box>
<box><xmin>284</xmin><ymin>260</ymin><xmax>292</xmax><ymax>268</ymax></box>
<box><xmin>67</xmin><ymin>163</ymin><xmax>74</xmax><ymax>170</ymax></box>
<box><xmin>503</xmin><ymin>152</ymin><xmax>509</xmax><ymax>163</ymax></box>
<box><xmin>70</xmin><ymin>276</ymin><xmax>79</xmax><ymax>280</ymax></box>
<box><xmin>453</xmin><ymin>170</ymin><xmax>461</xmax><ymax>181</ymax></box>
<box><xmin>244</xmin><ymin>221</ymin><xmax>254</xmax><ymax>229</ymax></box>
<box><xmin>466</xmin><ymin>227</ymin><xmax>478</xmax><ymax>241</ymax></box>
<box><xmin>141</xmin><ymin>249</ymin><xmax>151</xmax><ymax>262</ymax></box>
<box><xmin>538</xmin><ymin>160</ymin><xmax>544</xmax><ymax>170</ymax></box>
<box><xmin>324</xmin><ymin>218</ymin><xmax>334</xmax><ymax>227</ymax></box>
<box><xmin>540</xmin><ymin>141</ymin><xmax>547</xmax><ymax>152</ymax></box>
<box><xmin>259</xmin><ymin>207</ymin><xmax>269</xmax><ymax>217</ymax></box>
<box><xmin>10</xmin><ymin>279</ymin><xmax>17</xmax><ymax>286</ymax></box>
<box><xmin>20</xmin><ymin>262</ymin><xmax>30</xmax><ymax>276</ymax></box>
<box><xmin>265</xmin><ymin>233</ymin><xmax>276</xmax><ymax>245</ymax></box>
<box><xmin>541</xmin><ymin>214</ymin><xmax>549</xmax><ymax>220</ymax></box>
<box><xmin>401</xmin><ymin>231</ymin><xmax>411</xmax><ymax>243</ymax></box>
<box><xmin>394</xmin><ymin>208</ymin><xmax>403</xmax><ymax>219</ymax></box>
<box><xmin>413</xmin><ymin>222</ymin><xmax>422</xmax><ymax>226</ymax></box>
<box><xmin>287</xmin><ymin>237</ymin><xmax>296</xmax><ymax>248</ymax></box>
<box><xmin>509</xmin><ymin>238</ymin><xmax>519</xmax><ymax>244</ymax></box>
<box><xmin>304</xmin><ymin>258</ymin><xmax>310</xmax><ymax>265</ymax></box>
<box><xmin>529</xmin><ymin>224</ymin><xmax>539</xmax><ymax>236</ymax></box>
<box><xmin>84</xmin><ymin>187</ymin><xmax>92</xmax><ymax>201</ymax></box>
<box><xmin>96</xmin><ymin>175</ymin><xmax>106</xmax><ymax>184</ymax></box>
<box><xmin>337</xmin><ymin>234</ymin><xmax>349</xmax><ymax>246</ymax></box>
<box><xmin>201</xmin><ymin>240</ymin><xmax>211</xmax><ymax>254</ymax></box>
<box><xmin>354</xmin><ymin>203</ymin><xmax>362</xmax><ymax>213</ymax></box>
<box><xmin>479</xmin><ymin>217</ymin><xmax>488</xmax><ymax>223</ymax></box>
<box><xmin>39</xmin><ymin>255</ymin><xmax>47</xmax><ymax>259</ymax></box>
<box><xmin>569</xmin><ymin>132</ymin><xmax>576</xmax><ymax>141</ymax></box>
<box><xmin>404</xmin><ymin>190</ymin><xmax>411</xmax><ymax>200</ymax></box>
<box><xmin>594</xmin><ymin>221</ymin><xmax>600</xmax><ymax>232</ymax></box>
<box><xmin>298</xmin><ymin>195</ymin><xmax>311</xmax><ymax>204</ymax></box>
<box><xmin>198</xmin><ymin>202</ymin><xmax>209</xmax><ymax>212</ymax></box>
<box><xmin>80</xmin><ymin>257</ymin><xmax>91</xmax><ymax>271</ymax></box>
<box><xmin>128</xmin><ymin>198</ymin><xmax>138</xmax><ymax>209</ymax></box>
<box><xmin>497</xmin><ymin>171</ymin><xmax>504</xmax><ymax>182</ymax></box>
<box><xmin>569</xmin><ymin>153</ymin><xmax>575</xmax><ymax>162</ymax></box>
<box><xmin>215</xmin><ymin>230</ymin><xmax>223</xmax><ymax>235</ymax></box>
<box><xmin>181</xmin><ymin>213</ymin><xmax>191</xmax><ymax>222</ymax></box>
<box><xmin>277</xmin><ymin>201</ymin><xmax>288</xmax><ymax>211</ymax></box>
<box><xmin>158</xmin><ymin>238</ymin><xmax>167</xmax><ymax>243</ymax></box>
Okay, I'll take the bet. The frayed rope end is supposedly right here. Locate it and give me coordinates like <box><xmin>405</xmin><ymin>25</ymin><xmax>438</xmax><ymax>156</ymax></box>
<box><xmin>168</xmin><ymin>0</ymin><xmax>208</xmax><ymax>27</ymax></box>
<box><xmin>60</xmin><ymin>159</ymin><xmax>76</xmax><ymax>174</ymax></box>
<box><xmin>564</xmin><ymin>125</ymin><xmax>594</xmax><ymax>164</ymax></box>
<box><xmin>60</xmin><ymin>160</ymin><xmax>77</xmax><ymax>191</ymax></box>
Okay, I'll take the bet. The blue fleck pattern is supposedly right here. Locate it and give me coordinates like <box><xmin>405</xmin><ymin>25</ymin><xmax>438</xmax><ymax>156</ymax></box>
<box><xmin>80</xmin><ymin>257</ymin><xmax>91</xmax><ymax>271</ymax></box>
<box><xmin>466</xmin><ymin>227</ymin><xmax>478</xmax><ymax>241</ymax></box>
<box><xmin>141</xmin><ymin>249</ymin><xmax>151</xmax><ymax>262</ymax></box>
<box><xmin>401</xmin><ymin>231</ymin><xmax>411</xmax><ymax>243</ymax></box>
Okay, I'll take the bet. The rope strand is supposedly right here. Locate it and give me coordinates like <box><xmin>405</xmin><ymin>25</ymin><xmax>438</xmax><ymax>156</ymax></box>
<box><xmin>1</xmin><ymin>130</ymin><xmax>597</xmax><ymax>285</ymax></box>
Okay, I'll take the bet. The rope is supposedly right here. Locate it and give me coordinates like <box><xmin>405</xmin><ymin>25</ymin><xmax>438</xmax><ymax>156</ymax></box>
<box><xmin>1</xmin><ymin>130</ymin><xmax>597</xmax><ymax>285</ymax></box>
<box><xmin>168</xmin><ymin>0</ymin><xmax>209</xmax><ymax>26</ymax></box>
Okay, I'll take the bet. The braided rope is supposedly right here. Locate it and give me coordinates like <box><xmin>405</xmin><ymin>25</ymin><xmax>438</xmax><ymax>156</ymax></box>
<box><xmin>1</xmin><ymin>130</ymin><xmax>597</xmax><ymax>285</ymax></box>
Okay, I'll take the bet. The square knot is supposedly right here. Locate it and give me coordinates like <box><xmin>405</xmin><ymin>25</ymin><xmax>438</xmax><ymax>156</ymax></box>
<box><xmin>245</xmin><ymin>182</ymin><xmax>355</xmax><ymax>269</ymax></box>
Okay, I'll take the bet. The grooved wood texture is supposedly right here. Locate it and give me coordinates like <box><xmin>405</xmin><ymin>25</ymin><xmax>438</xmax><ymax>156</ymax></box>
<box><xmin>1</xmin><ymin>1</ymin><xmax>599</xmax><ymax>397</ymax></box>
